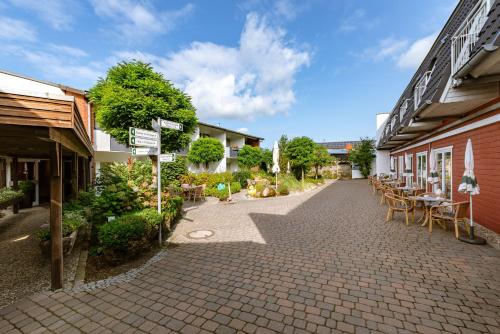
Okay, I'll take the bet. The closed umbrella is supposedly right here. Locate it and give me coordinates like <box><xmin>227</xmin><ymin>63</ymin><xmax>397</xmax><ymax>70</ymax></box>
<box><xmin>390</xmin><ymin>156</ymin><xmax>396</xmax><ymax>179</ymax></box>
<box><xmin>427</xmin><ymin>149</ymin><xmax>439</xmax><ymax>191</ymax></box>
<box><xmin>403</xmin><ymin>153</ymin><xmax>413</xmax><ymax>187</ymax></box>
<box><xmin>272</xmin><ymin>141</ymin><xmax>280</xmax><ymax>196</ymax></box>
<box><xmin>458</xmin><ymin>139</ymin><xmax>485</xmax><ymax>244</ymax></box>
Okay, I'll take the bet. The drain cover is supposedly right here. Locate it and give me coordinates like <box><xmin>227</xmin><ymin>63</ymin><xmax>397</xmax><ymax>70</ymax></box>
<box><xmin>187</xmin><ymin>230</ymin><xmax>214</xmax><ymax>239</ymax></box>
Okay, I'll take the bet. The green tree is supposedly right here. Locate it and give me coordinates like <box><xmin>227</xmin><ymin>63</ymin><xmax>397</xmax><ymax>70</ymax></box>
<box><xmin>161</xmin><ymin>156</ymin><xmax>188</xmax><ymax>186</ymax></box>
<box><xmin>349</xmin><ymin>137</ymin><xmax>375</xmax><ymax>178</ymax></box>
<box><xmin>89</xmin><ymin>61</ymin><xmax>197</xmax><ymax>152</ymax></box>
<box><xmin>187</xmin><ymin>137</ymin><xmax>224</xmax><ymax>170</ymax></box>
<box><xmin>285</xmin><ymin>136</ymin><xmax>315</xmax><ymax>184</ymax></box>
<box><xmin>260</xmin><ymin>148</ymin><xmax>273</xmax><ymax>172</ymax></box>
<box><xmin>312</xmin><ymin>144</ymin><xmax>333</xmax><ymax>178</ymax></box>
<box><xmin>237</xmin><ymin>145</ymin><xmax>262</xmax><ymax>169</ymax></box>
<box><xmin>278</xmin><ymin>134</ymin><xmax>289</xmax><ymax>173</ymax></box>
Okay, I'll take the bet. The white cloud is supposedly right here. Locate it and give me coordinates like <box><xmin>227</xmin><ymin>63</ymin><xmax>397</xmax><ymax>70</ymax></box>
<box><xmin>359</xmin><ymin>37</ymin><xmax>408</xmax><ymax>62</ymax></box>
<box><xmin>115</xmin><ymin>13</ymin><xmax>310</xmax><ymax>120</ymax></box>
<box><xmin>49</xmin><ymin>44</ymin><xmax>88</xmax><ymax>58</ymax></box>
<box><xmin>237</xmin><ymin>127</ymin><xmax>249</xmax><ymax>133</ymax></box>
<box><xmin>274</xmin><ymin>0</ymin><xmax>299</xmax><ymax>20</ymax></box>
<box><xmin>397</xmin><ymin>33</ymin><xmax>438</xmax><ymax>69</ymax></box>
<box><xmin>7</xmin><ymin>0</ymin><xmax>75</xmax><ymax>30</ymax></box>
<box><xmin>91</xmin><ymin>0</ymin><xmax>194</xmax><ymax>41</ymax></box>
<box><xmin>0</xmin><ymin>16</ymin><xmax>36</xmax><ymax>41</ymax></box>
<box><xmin>339</xmin><ymin>9</ymin><xmax>379</xmax><ymax>33</ymax></box>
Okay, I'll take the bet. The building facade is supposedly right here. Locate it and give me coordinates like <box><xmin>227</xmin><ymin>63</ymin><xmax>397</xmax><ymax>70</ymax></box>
<box><xmin>376</xmin><ymin>0</ymin><xmax>500</xmax><ymax>243</ymax></box>
<box><xmin>94</xmin><ymin>121</ymin><xmax>263</xmax><ymax>174</ymax></box>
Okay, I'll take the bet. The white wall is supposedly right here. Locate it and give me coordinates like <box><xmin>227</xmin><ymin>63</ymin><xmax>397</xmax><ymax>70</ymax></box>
<box><xmin>0</xmin><ymin>72</ymin><xmax>65</xmax><ymax>97</ymax></box>
<box><xmin>375</xmin><ymin>113</ymin><xmax>391</xmax><ymax>176</ymax></box>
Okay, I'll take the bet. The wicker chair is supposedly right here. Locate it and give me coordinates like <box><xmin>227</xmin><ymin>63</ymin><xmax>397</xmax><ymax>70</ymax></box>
<box><xmin>191</xmin><ymin>184</ymin><xmax>206</xmax><ymax>203</ymax></box>
<box><xmin>385</xmin><ymin>194</ymin><xmax>415</xmax><ymax>225</ymax></box>
<box><xmin>429</xmin><ymin>201</ymin><xmax>469</xmax><ymax>238</ymax></box>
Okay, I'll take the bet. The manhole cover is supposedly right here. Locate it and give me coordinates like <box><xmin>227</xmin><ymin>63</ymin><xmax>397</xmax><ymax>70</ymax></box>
<box><xmin>187</xmin><ymin>230</ymin><xmax>214</xmax><ymax>239</ymax></box>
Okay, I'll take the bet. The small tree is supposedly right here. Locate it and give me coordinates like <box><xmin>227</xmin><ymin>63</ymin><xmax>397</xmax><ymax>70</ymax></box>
<box><xmin>187</xmin><ymin>138</ymin><xmax>224</xmax><ymax>170</ymax></box>
<box><xmin>349</xmin><ymin>137</ymin><xmax>375</xmax><ymax>178</ymax></box>
<box><xmin>285</xmin><ymin>136</ymin><xmax>315</xmax><ymax>184</ymax></box>
<box><xmin>312</xmin><ymin>144</ymin><xmax>332</xmax><ymax>179</ymax></box>
<box><xmin>260</xmin><ymin>148</ymin><xmax>273</xmax><ymax>172</ymax></box>
<box><xmin>278</xmin><ymin>134</ymin><xmax>289</xmax><ymax>173</ymax></box>
<box><xmin>237</xmin><ymin>145</ymin><xmax>262</xmax><ymax>169</ymax></box>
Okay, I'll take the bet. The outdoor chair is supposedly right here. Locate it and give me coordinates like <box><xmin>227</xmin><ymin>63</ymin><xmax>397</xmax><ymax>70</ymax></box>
<box><xmin>380</xmin><ymin>186</ymin><xmax>396</xmax><ymax>205</ymax></box>
<box><xmin>429</xmin><ymin>201</ymin><xmax>469</xmax><ymax>238</ymax></box>
<box><xmin>385</xmin><ymin>194</ymin><xmax>415</xmax><ymax>225</ymax></box>
<box><xmin>191</xmin><ymin>184</ymin><xmax>206</xmax><ymax>203</ymax></box>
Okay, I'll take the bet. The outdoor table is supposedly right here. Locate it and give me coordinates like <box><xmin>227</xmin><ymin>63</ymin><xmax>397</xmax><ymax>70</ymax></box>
<box><xmin>395</xmin><ymin>186</ymin><xmax>421</xmax><ymax>195</ymax></box>
<box><xmin>408</xmin><ymin>195</ymin><xmax>449</xmax><ymax>226</ymax></box>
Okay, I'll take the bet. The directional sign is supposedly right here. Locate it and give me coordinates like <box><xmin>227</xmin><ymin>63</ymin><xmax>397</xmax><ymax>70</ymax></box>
<box><xmin>130</xmin><ymin>137</ymin><xmax>157</xmax><ymax>147</ymax></box>
<box><xmin>159</xmin><ymin>119</ymin><xmax>183</xmax><ymax>131</ymax></box>
<box><xmin>159</xmin><ymin>153</ymin><xmax>176</xmax><ymax>163</ymax></box>
<box><xmin>132</xmin><ymin>147</ymin><xmax>158</xmax><ymax>156</ymax></box>
<box><xmin>129</xmin><ymin>127</ymin><xmax>158</xmax><ymax>140</ymax></box>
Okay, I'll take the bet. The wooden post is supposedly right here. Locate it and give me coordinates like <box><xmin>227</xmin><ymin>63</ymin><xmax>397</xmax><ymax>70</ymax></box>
<box><xmin>50</xmin><ymin>142</ymin><xmax>63</xmax><ymax>290</ymax></box>
<box><xmin>12</xmin><ymin>157</ymin><xmax>18</xmax><ymax>214</ymax></box>
<box><xmin>71</xmin><ymin>153</ymin><xmax>79</xmax><ymax>200</ymax></box>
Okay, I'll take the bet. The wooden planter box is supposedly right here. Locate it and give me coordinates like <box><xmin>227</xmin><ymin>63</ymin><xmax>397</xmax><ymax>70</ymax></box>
<box><xmin>0</xmin><ymin>197</ymin><xmax>20</xmax><ymax>210</ymax></box>
<box><xmin>40</xmin><ymin>230</ymin><xmax>78</xmax><ymax>257</ymax></box>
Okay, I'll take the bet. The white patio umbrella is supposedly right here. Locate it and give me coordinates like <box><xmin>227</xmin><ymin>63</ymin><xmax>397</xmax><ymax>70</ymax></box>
<box><xmin>427</xmin><ymin>149</ymin><xmax>439</xmax><ymax>192</ymax></box>
<box><xmin>403</xmin><ymin>153</ymin><xmax>413</xmax><ymax>187</ymax></box>
<box><xmin>458</xmin><ymin>139</ymin><xmax>485</xmax><ymax>244</ymax></box>
<box><xmin>390</xmin><ymin>156</ymin><xmax>396</xmax><ymax>179</ymax></box>
<box><xmin>272</xmin><ymin>141</ymin><xmax>280</xmax><ymax>196</ymax></box>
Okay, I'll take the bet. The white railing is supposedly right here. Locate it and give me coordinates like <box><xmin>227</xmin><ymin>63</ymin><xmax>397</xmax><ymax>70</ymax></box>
<box><xmin>390</xmin><ymin>116</ymin><xmax>396</xmax><ymax>131</ymax></box>
<box><xmin>414</xmin><ymin>70</ymin><xmax>432</xmax><ymax>109</ymax></box>
<box><xmin>399</xmin><ymin>99</ymin><xmax>409</xmax><ymax>122</ymax></box>
<box><xmin>451</xmin><ymin>0</ymin><xmax>491</xmax><ymax>75</ymax></box>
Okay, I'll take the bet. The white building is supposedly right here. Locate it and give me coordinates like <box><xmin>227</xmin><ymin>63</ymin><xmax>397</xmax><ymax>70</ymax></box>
<box><xmin>94</xmin><ymin>122</ymin><xmax>263</xmax><ymax>174</ymax></box>
<box><xmin>374</xmin><ymin>112</ymin><xmax>391</xmax><ymax>176</ymax></box>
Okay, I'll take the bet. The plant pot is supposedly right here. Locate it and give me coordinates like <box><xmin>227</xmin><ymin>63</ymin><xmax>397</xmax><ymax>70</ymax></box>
<box><xmin>20</xmin><ymin>193</ymin><xmax>33</xmax><ymax>209</ymax></box>
<box><xmin>39</xmin><ymin>229</ymin><xmax>79</xmax><ymax>257</ymax></box>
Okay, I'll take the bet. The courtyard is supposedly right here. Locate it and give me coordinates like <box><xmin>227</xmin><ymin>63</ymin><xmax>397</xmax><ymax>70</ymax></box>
<box><xmin>1</xmin><ymin>180</ymin><xmax>499</xmax><ymax>333</ymax></box>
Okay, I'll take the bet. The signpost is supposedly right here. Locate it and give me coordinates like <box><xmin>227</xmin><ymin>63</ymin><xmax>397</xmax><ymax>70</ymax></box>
<box><xmin>129</xmin><ymin>118</ymin><xmax>183</xmax><ymax>246</ymax></box>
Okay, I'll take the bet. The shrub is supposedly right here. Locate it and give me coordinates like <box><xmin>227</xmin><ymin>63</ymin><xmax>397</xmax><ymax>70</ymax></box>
<box><xmin>92</xmin><ymin>182</ymin><xmax>142</xmax><ymax>224</ymax></box>
<box><xmin>0</xmin><ymin>188</ymin><xmax>23</xmax><ymax>206</ymax></box>
<box><xmin>187</xmin><ymin>137</ymin><xmax>224</xmax><ymax>169</ymax></box>
<box><xmin>19</xmin><ymin>180</ymin><xmax>35</xmax><ymax>194</ymax></box>
<box><xmin>98</xmin><ymin>215</ymin><xmax>146</xmax><ymax>252</ymax></box>
<box><xmin>322</xmin><ymin>170</ymin><xmax>337</xmax><ymax>179</ymax></box>
<box><xmin>230</xmin><ymin>182</ymin><xmax>241</xmax><ymax>193</ymax></box>
<box><xmin>277</xmin><ymin>183</ymin><xmax>289</xmax><ymax>195</ymax></box>
<box><xmin>131</xmin><ymin>208</ymin><xmax>163</xmax><ymax>229</ymax></box>
<box><xmin>36</xmin><ymin>210</ymin><xmax>87</xmax><ymax>241</ymax></box>
<box><xmin>237</xmin><ymin>145</ymin><xmax>262</xmax><ymax>169</ymax></box>
<box><xmin>232</xmin><ymin>170</ymin><xmax>251</xmax><ymax>188</ymax></box>
<box><xmin>161</xmin><ymin>155</ymin><xmax>187</xmax><ymax>185</ymax></box>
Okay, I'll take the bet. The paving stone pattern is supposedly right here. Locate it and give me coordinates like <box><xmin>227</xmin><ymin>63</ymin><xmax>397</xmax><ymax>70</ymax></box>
<box><xmin>1</xmin><ymin>180</ymin><xmax>499</xmax><ymax>333</ymax></box>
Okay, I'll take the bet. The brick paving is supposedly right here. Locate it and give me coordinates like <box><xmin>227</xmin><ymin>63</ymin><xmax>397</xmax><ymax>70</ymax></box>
<box><xmin>1</xmin><ymin>179</ymin><xmax>499</xmax><ymax>333</ymax></box>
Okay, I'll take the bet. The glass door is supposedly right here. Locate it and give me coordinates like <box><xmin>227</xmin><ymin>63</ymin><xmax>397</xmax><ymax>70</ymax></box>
<box><xmin>435</xmin><ymin>148</ymin><xmax>452</xmax><ymax>199</ymax></box>
<box><xmin>416</xmin><ymin>152</ymin><xmax>427</xmax><ymax>189</ymax></box>
<box><xmin>398</xmin><ymin>156</ymin><xmax>404</xmax><ymax>181</ymax></box>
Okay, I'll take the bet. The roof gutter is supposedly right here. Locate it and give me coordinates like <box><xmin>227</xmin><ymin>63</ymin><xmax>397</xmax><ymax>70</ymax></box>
<box><xmin>453</xmin><ymin>37</ymin><xmax>500</xmax><ymax>81</ymax></box>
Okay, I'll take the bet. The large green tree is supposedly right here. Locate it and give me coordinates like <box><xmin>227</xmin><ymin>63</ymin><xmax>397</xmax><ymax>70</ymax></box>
<box><xmin>187</xmin><ymin>137</ymin><xmax>224</xmax><ymax>170</ymax></box>
<box><xmin>260</xmin><ymin>148</ymin><xmax>273</xmax><ymax>172</ymax></box>
<box><xmin>349</xmin><ymin>137</ymin><xmax>375</xmax><ymax>178</ymax></box>
<box><xmin>312</xmin><ymin>144</ymin><xmax>333</xmax><ymax>178</ymax></box>
<box><xmin>285</xmin><ymin>136</ymin><xmax>315</xmax><ymax>183</ymax></box>
<box><xmin>237</xmin><ymin>145</ymin><xmax>262</xmax><ymax>169</ymax></box>
<box><xmin>89</xmin><ymin>61</ymin><xmax>198</xmax><ymax>153</ymax></box>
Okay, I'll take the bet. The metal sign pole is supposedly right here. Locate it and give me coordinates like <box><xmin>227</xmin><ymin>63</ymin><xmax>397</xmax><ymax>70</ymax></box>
<box><xmin>157</xmin><ymin>118</ymin><xmax>162</xmax><ymax>246</ymax></box>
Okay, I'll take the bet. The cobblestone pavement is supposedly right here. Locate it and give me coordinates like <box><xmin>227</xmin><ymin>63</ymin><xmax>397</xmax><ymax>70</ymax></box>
<box><xmin>1</xmin><ymin>180</ymin><xmax>499</xmax><ymax>333</ymax></box>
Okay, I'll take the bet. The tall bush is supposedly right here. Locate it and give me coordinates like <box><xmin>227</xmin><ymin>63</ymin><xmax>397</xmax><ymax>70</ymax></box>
<box><xmin>187</xmin><ymin>137</ymin><xmax>224</xmax><ymax>170</ymax></box>
<box><xmin>237</xmin><ymin>145</ymin><xmax>262</xmax><ymax>169</ymax></box>
<box><xmin>285</xmin><ymin>136</ymin><xmax>315</xmax><ymax>182</ymax></box>
<box><xmin>349</xmin><ymin>137</ymin><xmax>375</xmax><ymax>178</ymax></box>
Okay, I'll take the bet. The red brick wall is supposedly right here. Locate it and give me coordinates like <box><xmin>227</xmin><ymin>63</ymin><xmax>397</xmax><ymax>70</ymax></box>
<box><xmin>63</xmin><ymin>90</ymin><xmax>94</xmax><ymax>144</ymax></box>
<box><xmin>391</xmin><ymin>110</ymin><xmax>500</xmax><ymax>233</ymax></box>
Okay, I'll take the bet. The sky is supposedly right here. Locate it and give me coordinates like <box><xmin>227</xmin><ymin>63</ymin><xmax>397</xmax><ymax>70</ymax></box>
<box><xmin>0</xmin><ymin>0</ymin><xmax>457</xmax><ymax>147</ymax></box>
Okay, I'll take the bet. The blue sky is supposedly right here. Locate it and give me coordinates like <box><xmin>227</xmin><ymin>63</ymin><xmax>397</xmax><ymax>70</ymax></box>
<box><xmin>0</xmin><ymin>0</ymin><xmax>457</xmax><ymax>147</ymax></box>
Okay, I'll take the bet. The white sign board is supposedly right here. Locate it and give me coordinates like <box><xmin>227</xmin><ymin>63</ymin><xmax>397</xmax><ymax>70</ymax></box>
<box><xmin>159</xmin><ymin>119</ymin><xmax>183</xmax><ymax>131</ymax></box>
<box><xmin>129</xmin><ymin>127</ymin><xmax>158</xmax><ymax>140</ymax></box>
<box><xmin>129</xmin><ymin>137</ymin><xmax>157</xmax><ymax>147</ymax></box>
<box><xmin>159</xmin><ymin>153</ymin><xmax>176</xmax><ymax>163</ymax></box>
<box><xmin>132</xmin><ymin>147</ymin><xmax>157</xmax><ymax>156</ymax></box>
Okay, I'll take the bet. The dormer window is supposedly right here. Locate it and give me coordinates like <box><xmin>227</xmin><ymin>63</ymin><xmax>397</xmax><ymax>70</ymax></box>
<box><xmin>399</xmin><ymin>99</ymin><xmax>409</xmax><ymax>122</ymax></box>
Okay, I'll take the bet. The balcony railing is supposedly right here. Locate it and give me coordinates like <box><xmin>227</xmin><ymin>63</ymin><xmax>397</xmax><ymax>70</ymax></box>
<box><xmin>414</xmin><ymin>70</ymin><xmax>432</xmax><ymax>109</ymax></box>
<box><xmin>225</xmin><ymin>147</ymin><xmax>239</xmax><ymax>158</ymax></box>
<box><xmin>451</xmin><ymin>0</ymin><xmax>491</xmax><ymax>75</ymax></box>
<box><xmin>399</xmin><ymin>99</ymin><xmax>409</xmax><ymax>122</ymax></box>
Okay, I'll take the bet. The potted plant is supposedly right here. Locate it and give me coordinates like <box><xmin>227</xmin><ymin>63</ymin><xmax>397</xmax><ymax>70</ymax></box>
<box><xmin>19</xmin><ymin>180</ymin><xmax>35</xmax><ymax>209</ymax></box>
<box><xmin>0</xmin><ymin>187</ymin><xmax>23</xmax><ymax>209</ymax></box>
<box><xmin>37</xmin><ymin>210</ymin><xmax>87</xmax><ymax>256</ymax></box>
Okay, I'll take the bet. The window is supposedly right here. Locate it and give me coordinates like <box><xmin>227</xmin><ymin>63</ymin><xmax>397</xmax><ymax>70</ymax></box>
<box><xmin>434</xmin><ymin>147</ymin><xmax>453</xmax><ymax>199</ymax></box>
<box><xmin>399</xmin><ymin>99</ymin><xmax>409</xmax><ymax>122</ymax></box>
<box><xmin>398</xmin><ymin>156</ymin><xmax>404</xmax><ymax>181</ymax></box>
<box><xmin>405</xmin><ymin>154</ymin><xmax>414</xmax><ymax>187</ymax></box>
<box><xmin>391</xmin><ymin>116</ymin><xmax>396</xmax><ymax>131</ymax></box>
<box><xmin>416</xmin><ymin>152</ymin><xmax>427</xmax><ymax>189</ymax></box>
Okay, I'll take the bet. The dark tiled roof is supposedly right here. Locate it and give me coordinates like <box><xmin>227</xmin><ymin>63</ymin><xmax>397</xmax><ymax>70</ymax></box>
<box><xmin>473</xmin><ymin>0</ymin><xmax>500</xmax><ymax>53</ymax></box>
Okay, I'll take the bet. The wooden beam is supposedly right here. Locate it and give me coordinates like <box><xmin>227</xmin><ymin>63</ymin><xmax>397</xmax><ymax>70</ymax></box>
<box><xmin>71</xmin><ymin>153</ymin><xmax>78</xmax><ymax>200</ymax></box>
<box><xmin>50</xmin><ymin>142</ymin><xmax>63</xmax><ymax>290</ymax></box>
<box><xmin>49</xmin><ymin>128</ymin><xmax>89</xmax><ymax>157</ymax></box>
<box><xmin>12</xmin><ymin>157</ymin><xmax>18</xmax><ymax>214</ymax></box>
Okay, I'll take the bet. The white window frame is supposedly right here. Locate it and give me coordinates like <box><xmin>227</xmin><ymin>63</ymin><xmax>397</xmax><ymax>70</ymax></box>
<box><xmin>398</xmin><ymin>155</ymin><xmax>404</xmax><ymax>181</ymax></box>
<box><xmin>416</xmin><ymin>151</ymin><xmax>428</xmax><ymax>190</ymax></box>
<box><xmin>433</xmin><ymin>146</ymin><xmax>453</xmax><ymax>200</ymax></box>
<box><xmin>399</xmin><ymin>99</ymin><xmax>409</xmax><ymax>122</ymax></box>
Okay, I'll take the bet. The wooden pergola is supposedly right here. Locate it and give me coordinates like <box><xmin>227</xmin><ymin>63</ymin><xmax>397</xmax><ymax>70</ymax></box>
<box><xmin>0</xmin><ymin>91</ymin><xmax>93</xmax><ymax>289</ymax></box>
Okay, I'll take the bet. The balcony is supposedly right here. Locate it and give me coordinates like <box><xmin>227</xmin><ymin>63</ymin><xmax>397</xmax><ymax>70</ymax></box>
<box><xmin>413</xmin><ymin>70</ymin><xmax>432</xmax><ymax>109</ymax></box>
<box><xmin>451</xmin><ymin>0</ymin><xmax>491</xmax><ymax>75</ymax></box>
